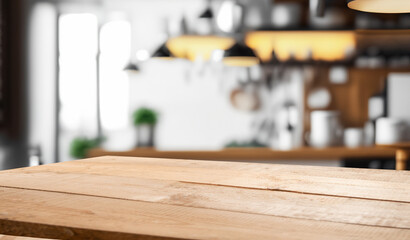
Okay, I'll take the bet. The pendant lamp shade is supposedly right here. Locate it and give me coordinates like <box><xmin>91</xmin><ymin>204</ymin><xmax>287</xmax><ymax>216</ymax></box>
<box><xmin>223</xmin><ymin>43</ymin><xmax>259</xmax><ymax>67</ymax></box>
<box><xmin>123</xmin><ymin>62</ymin><xmax>140</xmax><ymax>73</ymax></box>
<box><xmin>152</xmin><ymin>43</ymin><xmax>174</xmax><ymax>59</ymax></box>
<box><xmin>167</xmin><ymin>35</ymin><xmax>235</xmax><ymax>61</ymax></box>
<box><xmin>199</xmin><ymin>0</ymin><xmax>214</xmax><ymax>18</ymax></box>
<box><xmin>199</xmin><ymin>8</ymin><xmax>214</xmax><ymax>18</ymax></box>
<box><xmin>348</xmin><ymin>0</ymin><xmax>410</xmax><ymax>13</ymax></box>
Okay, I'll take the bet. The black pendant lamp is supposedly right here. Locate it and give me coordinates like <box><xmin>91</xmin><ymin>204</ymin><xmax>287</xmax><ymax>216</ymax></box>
<box><xmin>123</xmin><ymin>62</ymin><xmax>140</xmax><ymax>73</ymax></box>
<box><xmin>223</xmin><ymin>42</ymin><xmax>259</xmax><ymax>67</ymax></box>
<box><xmin>199</xmin><ymin>8</ymin><xmax>213</xmax><ymax>19</ymax></box>
<box><xmin>124</xmin><ymin>28</ymin><xmax>140</xmax><ymax>73</ymax></box>
<box><xmin>199</xmin><ymin>0</ymin><xmax>214</xmax><ymax>18</ymax></box>
<box><xmin>152</xmin><ymin>43</ymin><xmax>174</xmax><ymax>59</ymax></box>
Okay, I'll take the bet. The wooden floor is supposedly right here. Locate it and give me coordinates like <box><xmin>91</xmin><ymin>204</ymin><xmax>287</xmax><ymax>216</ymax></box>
<box><xmin>0</xmin><ymin>156</ymin><xmax>409</xmax><ymax>239</ymax></box>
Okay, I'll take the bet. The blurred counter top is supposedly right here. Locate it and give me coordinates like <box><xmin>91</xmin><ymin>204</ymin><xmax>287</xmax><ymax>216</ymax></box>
<box><xmin>88</xmin><ymin>147</ymin><xmax>395</xmax><ymax>161</ymax></box>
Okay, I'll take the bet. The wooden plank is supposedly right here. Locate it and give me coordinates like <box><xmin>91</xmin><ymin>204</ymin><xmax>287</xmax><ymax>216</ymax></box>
<box><xmin>0</xmin><ymin>171</ymin><xmax>409</xmax><ymax>229</ymax></box>
<box><xmin>14</xmin><ymin>156</ymin><xmax>410</xmax><ymax>202</ymax></box>
<box><xmin>0</xmin><ymin>187</ymin><xmax>409</xmax><ymax>240</ymax></box>
<box><xmin>87</xmin><ymin>147</ymin><xmax>396</xmax><ymax>160</ymax></box>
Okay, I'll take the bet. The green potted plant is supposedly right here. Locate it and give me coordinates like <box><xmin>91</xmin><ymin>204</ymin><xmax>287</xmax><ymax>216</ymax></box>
<box><xmin>133</xmin><ymin>107</ymin><xmax>158</xmax><ymax>147</ymax></box>
<box><xmin>69</xmin><ymin>137</ymin><xmax>102</xmax><ymax>159</ymax></box>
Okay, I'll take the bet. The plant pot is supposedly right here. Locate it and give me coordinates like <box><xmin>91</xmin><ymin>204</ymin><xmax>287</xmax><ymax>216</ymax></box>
<box><xmin>136</xmin><ymin>124</ymin><xmax>155</xmax><ymax>147</ymax></box>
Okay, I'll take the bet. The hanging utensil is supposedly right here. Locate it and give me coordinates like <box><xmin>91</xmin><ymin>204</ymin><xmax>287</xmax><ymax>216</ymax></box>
<box><xmin>230</xmin><ymin>67</ymin><xmax>261</xmax><ymax>111</ymax></box>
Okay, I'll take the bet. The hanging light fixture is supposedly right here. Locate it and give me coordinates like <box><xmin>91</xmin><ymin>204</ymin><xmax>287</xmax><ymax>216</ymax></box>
<box><xmin>223</xmin><ymin>42</ymin><xmax>259</xmax><ymax>67</ymax></box>
<box><xmin>217</xmin><ymin>0</ymin><xmax>258</xmax><ymax>67</ymax></box>
<box><xmin>150</xmin><ymin>17</ymin><xmax>175</xmax><ymax>60</ymax></box>
<box><xmin>167</xmin><ymin>35</ymin><xmax>234</xmax><ymax>61</ymax></box>
<box><xmin>152</xmin><ymin>43</ymin><xmax>174</xmax><ymax>59</ymax></box>
<box><xmin>158</xmin><ymin>0</ymin><xmax>239</xmax><ymax>62</ymax></box>
<box><xmin>196</xmin><ymin>0</ymin><xmax>215</xmax><ymax>35</ymax></box>
<box><xmin>347</xmin><ymin>0</ymin><xmax>410</xmax><ymax>14</ymax></box>
<box><xmin>153</xmin><ymin>44</ymin><xmax>172</xmax><ymax>58</ymax></box>
<box><xmin>123</xmin><ymin>62</ymin><xmax>140</xmax><ymax>73</ymax></box>
<box><xmin>199</xmin><ymin>0</ymin><xmax>214</xmax><ymax>18</ymax></box>
<box><xmin>245</xmin><ymin>31</ymin><xmax>356</xmax><ymax>62</ymax></box>
<box><xmin>124</xmin><ymin>21</ymin><xmax>141</xmax><ymax>74</ymax></box>
<box><xmin>199</xmin><ymin>8</ymin><xmax>213</xmax><ymax>19</ymax></box>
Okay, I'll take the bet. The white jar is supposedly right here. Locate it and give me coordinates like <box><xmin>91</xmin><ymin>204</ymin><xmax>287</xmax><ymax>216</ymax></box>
<box><xmin>344</xmin><ymin>128</ymin><xmax>364</xmax><ymax>148</ymax></box>
<box><xmin>375</xmin><ymin>118</ymin><xmax>407</xmax><ymax>145</ymax></box>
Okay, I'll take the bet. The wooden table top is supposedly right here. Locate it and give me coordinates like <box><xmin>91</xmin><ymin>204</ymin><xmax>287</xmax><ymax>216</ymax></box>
<box><xmin>0</xmin><ymin>234</ymin><xmax>52</xmax><ymax>240</ymax></box>
<box><xmin>0</xmin><ymin>156</ymin><xmax>409</xmax><ymax>239</ymax></box>
<box><xmin>88</xmin><ymin>147</ymin><xmax>396</xmax><ymax>161</ymax></box>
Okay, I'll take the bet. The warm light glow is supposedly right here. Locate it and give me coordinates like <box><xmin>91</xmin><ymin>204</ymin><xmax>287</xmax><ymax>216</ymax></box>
<box><xmin>152</xmin><ymin>57</ymin><xmax>174</xmax><ymax>61</ymax></box>
<box><xmin>167</xmin><ymin>35</ymin><xmax>235</xmax><ymax>61</ymax></box>
<box><xmin>223</xmin><ymin>57</ymin><xmax>260</xmax><ymax>67</ymax></box>
<box><xmin>245</xmin><ymin>31</ymin><xmax>356</xmax><ymax>62</ymax></box>
<box><xmin>348</xmin><ymin>0</ymin><xmax>410</xmax><ymax>13</ymax></box>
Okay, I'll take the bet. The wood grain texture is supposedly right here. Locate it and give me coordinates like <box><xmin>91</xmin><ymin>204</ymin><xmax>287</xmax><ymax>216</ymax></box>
<box><xmin>0</xmin><ymin>156</ymin><xmax>409</xmax><ymax>239</ymax></box>
<box><xmin>1</xmin><ymin>187</ymin><xmax>409</xmax><ymax>240</ymax></box>
<box><xmin>0</xmin><ymin>171</ymin><xmax>409</xmax><ymax>229</ymax></box>
<box><xmin>87</xmin><ymin>147</ymin><xmax>396</xmax><ymax>160</ymax></box>
<box><xmin>0</xmin><ymin>234</ymin><xmax>52</xmax><ymax>240</ymax></box>
<box><xmin>15</xmin><ymin>156</ymin><xmax>409</xmax><ymax>202</ymax></box>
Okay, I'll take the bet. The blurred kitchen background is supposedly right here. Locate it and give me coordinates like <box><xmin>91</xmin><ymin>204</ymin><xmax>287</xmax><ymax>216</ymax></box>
<box><xmin>1</xmin><ymin>0</ymin><xmax>410</xmax><ymax>169</ymax></box>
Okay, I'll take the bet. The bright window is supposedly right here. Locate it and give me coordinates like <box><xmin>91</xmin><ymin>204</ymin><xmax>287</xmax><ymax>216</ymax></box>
<box><xmin>99</xmin><ymin>20</ymin><xmax>131</xmax><ymax>130</ymax></box>
<box><xmin>59</xmin><ymin>15</ymin><xmax>131</xmax><ymax>133</ymax></box>
<box><xmin>59</xmin><ymin>13</ymin><xmax>98</xmax><ymax>132</ymax></box>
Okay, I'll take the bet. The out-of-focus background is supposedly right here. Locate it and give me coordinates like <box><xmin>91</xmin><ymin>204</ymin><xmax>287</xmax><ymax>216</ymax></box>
<box><xmin>1</xmin><ymin>0</ymin><xmax>410</xmax><ymax>170</ymax></box>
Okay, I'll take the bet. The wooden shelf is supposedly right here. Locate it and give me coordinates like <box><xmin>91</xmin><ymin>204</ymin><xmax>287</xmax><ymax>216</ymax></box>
<box><xmin>378</xmin><ymin>142</ymin><xmax>410</xmax><ymax>149</ymax></box>
<box><xmin>88</xmin><ymin>147</ymin><xmax>395</xmax><ymax>161</ymax></box>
